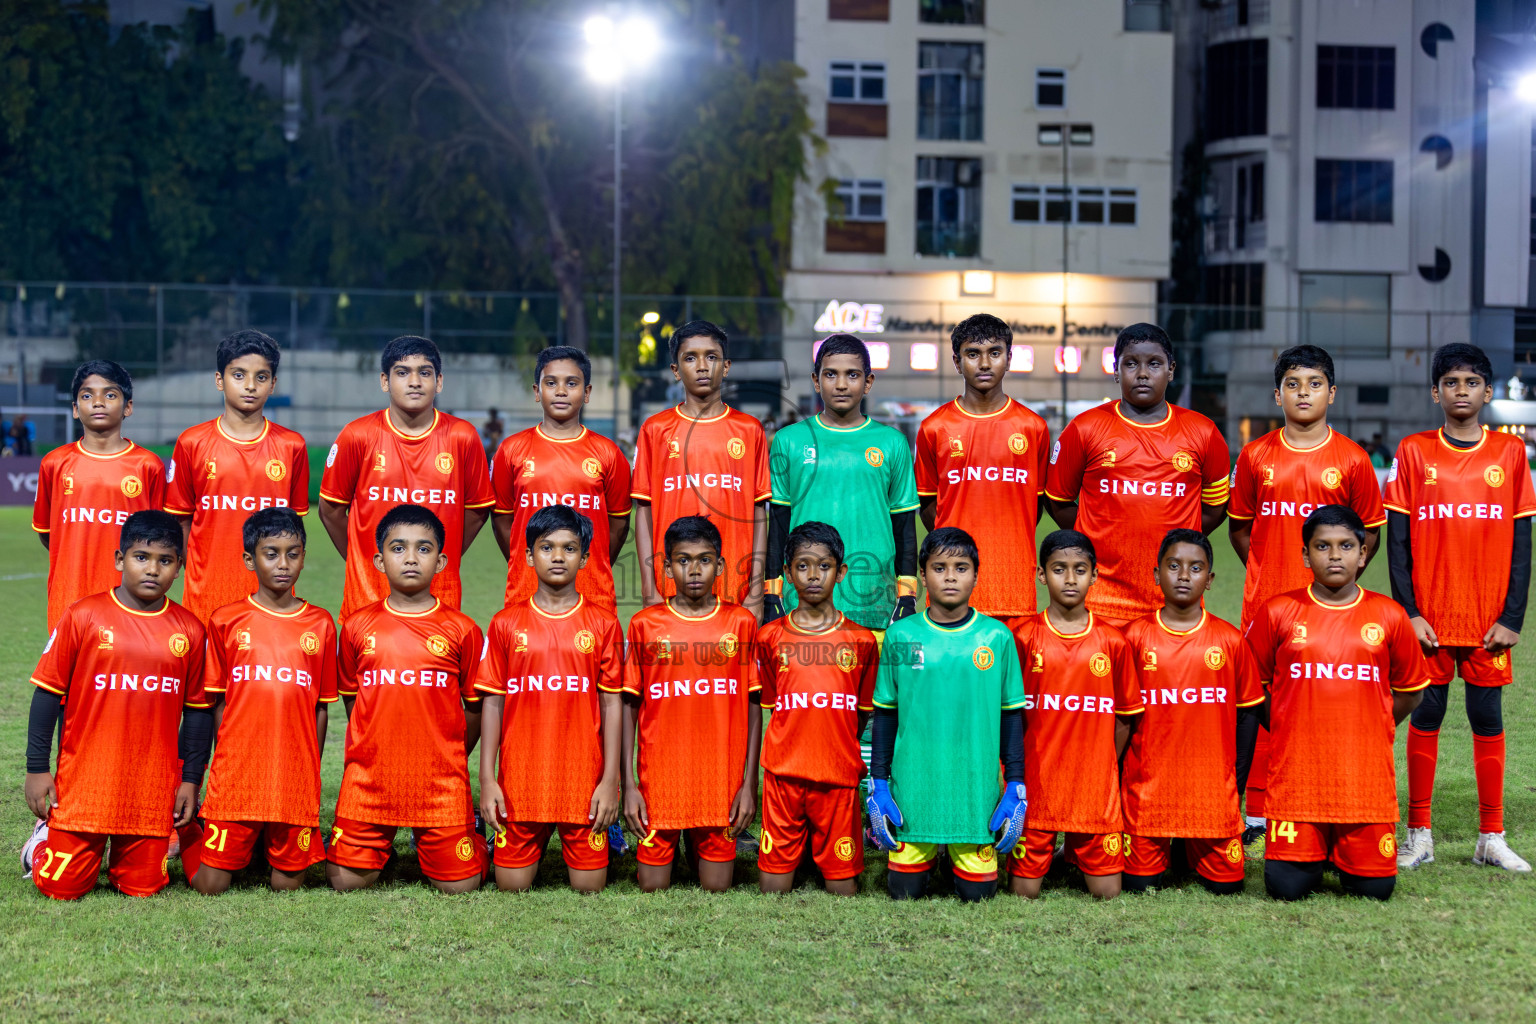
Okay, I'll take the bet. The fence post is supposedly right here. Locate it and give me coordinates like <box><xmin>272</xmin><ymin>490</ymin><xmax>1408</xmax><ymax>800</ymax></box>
<box><xmin>290</xmin><ymin>290</ymin><xmax>299</xmax><ymax>348</ymax></box>
<box><xmin>154</xmin><ymin>285</ymin><xmax>165</xmax><ymax>377</ymax></box>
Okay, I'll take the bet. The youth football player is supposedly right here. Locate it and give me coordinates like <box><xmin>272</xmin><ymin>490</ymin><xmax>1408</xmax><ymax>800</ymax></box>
<box><xmin>1228</xmin><ymin>345</ymin><xmax>1384</xmax><ymax>846</ymax></box>
<box><xmin>477</xmin><ymin>505</ymin><xmax>624</xmax><ymax>893</ymax></box>
<box><xmin>1120</xmin><ymin>529</ymin><xmax>1265</xmax><ymax>895</ymax></box>
<box><xmin>1045</xmin><ymin>323</ymin><xmax>1229</xmax><ymax>627</ymax></box>
<box><xmin>915</xmin><ymin>313</ymin><xmax>1051</xmax><ymax>626</ymax></box>
<box><xmin>766</xmin><ymin>334</ymin><xmax>919</xmax><ymax>630</ymax></box>
<box><xmin>318</xmin><ymin>336</ymin><xmax>495</xmax><ymax>620</ymax></box>
<box><xmin>164</xmin><ymin>331</ymin><xmax>310</xmax><ymax>624</ymax></box>
<box><xmin>621</xmin><ymin>515</ymin><xmax>762</xmax><ymax>892</ymax></box>
<box><xmin>1386</xmin><ymin>343</ymin><xmax>1536</xmax><ymax>872</ymax></box>
<box><xmin>33</xmin><ymin>360</ymin><xmax>166</xmax><ymax>630</ymax></box>
<box><xmin>177</xmin><ymin>508</ymin><xmax>338</xmax><ymax>893</ymax></box>
<box><xmin>631</xmin><ymin>321</ymin><xmax>770</xmax><ymax>620</ymax></box>
<box><xmin>867</xmin><ymin>527</ymin><xmax>1027</xmax><ymax>902</ymax></box>
<box><xmin>1245</xmin><ymin>505</ymin><xmax>1429</xmax><ymax>901</ymax></box>
<box><xmin>22</xmin><ymin>510</ymin><xmax>209</xmax><ymax>899</ymax></box>
<box><xmin>755</xmin><ymin>521</ymin><xmax>879</xmax><ymax>895</ymax></box>
<box><xmin>327</xmin><ymin>504</ymin><xmax>486</xmax><ymax>893</ymax></box>
<box><xmin>1009</xmin><ymin>530</ymin><xmax>1141</xmax><ymax>899</ymax></box>
<box><xmin>490</xmin><ymin>345</ymin><xmax>631</xmax><ymax>612</ymax></box>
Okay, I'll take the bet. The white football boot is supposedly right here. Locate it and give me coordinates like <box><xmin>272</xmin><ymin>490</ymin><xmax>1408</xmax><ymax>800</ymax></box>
<box><xmin>1473</xmin><ymin>832</ymin><xmax>1532</xmax><ymax>872</ymax></box>
<box><xmin>20</xmin><ymin>819</ymin><xmax>48</xmax><ymax>880</ymax></box>
<box><xmin>1396</xmin><ymin>827</ymin><xmax>1435</xmax><ymax>870</ymax></box>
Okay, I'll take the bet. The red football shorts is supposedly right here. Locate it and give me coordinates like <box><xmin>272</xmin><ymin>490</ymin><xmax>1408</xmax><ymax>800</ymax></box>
<box><xmin>1263</xmin><ymin>820</ymin><xmax>1397</xmax><ymax>877</ymax></box>
<box><xmin>32</xmin><ymin>829</ymin><xmax>169</xmax><ymax>900</ymax></box>
<box><xmin>492</xmin><ymin>821</ymin><xmax>608</xmax><ymax>872</ymax></box>
<box><xmin>181</xmin><ymin>820</ymin><xmax>326</xmax><ymax>876</ymax></box>
<box><xmin>758</xmin><ymin>772</ymin><xmax>863</xmax><ymax>881</ymax></box>
<box><xmin>1008</xmin><ymin>829</ymin><xmax>1124</xmax><ymax>879</ymax></box>
<box><xmin>328</xmin><ymin>817</ymin><xmax>485</xmax><ymax>882</ymax></box>
<box><xmin>1427</xmin><ymin>646</ymin><xmax>1513</xmax><ymax>687</ymax></box>
<box><xmin>1123</xmin><ymin>834</ymin><xmax>1246</xmax><ymax>884</ymax></box>
<box><xmin>636</xmin><ymin>826</ymin><xmax>737</xmax><ymax>867</ymax></box>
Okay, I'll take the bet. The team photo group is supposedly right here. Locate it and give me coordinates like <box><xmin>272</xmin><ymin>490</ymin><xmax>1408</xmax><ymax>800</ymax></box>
<box><xmin>20</xmin><ymin>313</ymin><xmax>1533</xmax><ymax>905</ymax></box>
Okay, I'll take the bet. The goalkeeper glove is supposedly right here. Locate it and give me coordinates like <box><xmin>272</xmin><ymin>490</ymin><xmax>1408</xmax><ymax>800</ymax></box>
<box><xmin>988</xmin><ymin>781</ymin><xmax>1027</xmax><ymax>854</ymax></box>
<box><xmin>890</xmin><ymin>595</ymin><xmax>917</xmax><ymax>623</ymax></box>
<box><xmin>762</xmin><ymin>592</ymin><xmax>786</xmax><ymax>624</ymax></box>
<box><xmin>865</xmin><ymin>778</ymin><xmax>904</xmax><ymax>851</ymax></box>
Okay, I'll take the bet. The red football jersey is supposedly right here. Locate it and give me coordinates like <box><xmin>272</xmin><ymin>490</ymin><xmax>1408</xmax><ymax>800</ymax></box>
<box><xmin>1229</xmin><ymin>428</ymin><xmax>1385</xmax><ymax>627</ymax></box>
<box><xmin>622</xmin><ymin>600</ymin><xmax>761</xmax><ymax>829</ymax></box>
<box><xmin>1011</xmin><ymin>613</ymin><xmax>1142</xmax><ymax>833</ymax></box>
<box><xmin>31</xmin><ymin>591</ymin><xmax>208</xmax><ymax>836</ymax></box>
<box><xmin>1246</xmin><ymin>587</ymin><xmax>1430</xmax><ymax>823</ymax></box>
<box><xmin>1382</xmin><ymin>428</ymin><xmax>1536</xmax><ymax>646</ymax></box>
<box><xmin>755</xmin><ymin>613</ymin><xmax>878</xmax><ymax>788</ymax></box>
<box><xmin>32</xmin><ymin>441</ymin><xmax>166</xmax><ymax>629</ymax></box>
<box><xmin>490</xmin><ymin>426</ymin><xmax>633</xmax><ymax>612</ymax></box>
<box><xmin>164</xmin><ymin>418</ymin><xmax>311</xmax><ymax>623</ymax></box>
<box><xmin>336</xmin><ymin>599</ymin><xmax>483</xmax><ymax>827</ymax></box>
<box><xmin>1120</xmin><ymin>610</ymin><xmax>1265</xmax><ymax>837</ymax></box>
<box><xmin>200</xmin><ymin>598</ymin><xmax>339</xmax><ymax>826</ymax></box>
<box><xmin>632</xmin><ymin>406</ymin><xmax>771</xmax><ymax>603</ymax></box>
<box><xmin>1045</xmin><ymin>403</ymin><xmax>1230</xmax><ymax>622</ymax></box>
<box><xmin>319</xmin><ymin>410</ymin><xmax>495</xmax><ymax>620</ymax></box>
<box><xmin>474</xmin><ymin>597</ymin><xmax>624</xmax><ymax>824</ymax></box>
<box><xmin>915</xmin><ymin>398</ymin><xmax>1051</xmax><ymax>616</ymax></box>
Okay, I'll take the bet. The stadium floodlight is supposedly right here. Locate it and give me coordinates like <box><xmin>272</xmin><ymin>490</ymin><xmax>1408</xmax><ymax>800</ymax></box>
<box><xmin>1518</xmin><ymin>71</ymin><xmax>1536</xmax><ymax>103</ymax></box>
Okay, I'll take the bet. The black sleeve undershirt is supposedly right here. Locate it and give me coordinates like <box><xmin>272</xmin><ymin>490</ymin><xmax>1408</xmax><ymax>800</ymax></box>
<box><xmin>766</xmin><ymin>503</ymin><xmax>791</xmax><ymax>580</ymax></box>
<box><xmin>1387</xmin><ymin>510</ymin><xmax>1419</xmax><ymax>619</ymax></box>
<box><xmin>870</xmin><ymin>706</ymin><xmax>896</xmax><ymax>780</ymax></box>
<box><xmin>26</xmin><ymin>689</ymin><xmax>62</xmax><ymax>774</ymax></box>
<box><xmin>892</xmin><ymin>510</ymin><xmax>917</xmax><ymax>579</ymax></box>
<box><xmin>178</xmin><ymin>706</ymin><xmax>216</xmax><ymax>784</ymax></box>
<box><xmin>1500</xmin><ymin>515</ymin><xmax>1531</xmax><ymax>633</ymax></box>
<box><xmin>1000</xmin><ymin>708</ymin><xmax>1024</xmax><ymax>783</ymax></box>
<box><xmin>1235</xmin><ymin>703</ymin><xmax>1266</xmax><ymax>795</ymax></box>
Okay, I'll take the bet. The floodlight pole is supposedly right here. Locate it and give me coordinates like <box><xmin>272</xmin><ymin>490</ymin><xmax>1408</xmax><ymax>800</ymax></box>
<box><xmin>612</xmin><ymin>80</ymin><xmax>623</xmax><ymax>433</ymax></box>
<box><xmin>1060</xmin><ymin>129</ymin><xmax>1070</xmax><ymax>431</ymax></box>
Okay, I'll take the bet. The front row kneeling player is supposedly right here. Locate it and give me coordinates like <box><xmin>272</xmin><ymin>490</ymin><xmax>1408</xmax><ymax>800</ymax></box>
<box><xmin>1245</xmin><ymin>505</ymin><xmax>1429</xmax><ymax>901</ymax></box>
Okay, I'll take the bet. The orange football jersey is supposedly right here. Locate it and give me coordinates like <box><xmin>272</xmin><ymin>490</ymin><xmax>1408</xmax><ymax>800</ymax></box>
<box><xmin>490</xmin><ymin>426</ymin><xmax>633</xmax><ymax>611</ymax></box>
<box><xmin>1245</xmin><ymin>587</ymin><xmax>1430</xmax><ymax>823</ymax></box>
<box><xmin>1120</xmin><ymin>610</ymin><xmax>1265</xmax><ymax>837</ymax></box>
<box><xmin>755</xmin><ymin>613</ymin><xmax>878</xmax><ymax>788</ymax></box>
<box><xmin>915</xmin><ymin>398</ymin><xmax>1051</xmax><ymax>616</ymax></box>
<box><xmin>1382</xmin><ymin>428</ymin><xmax>1536</xmax><ymax>646</ymax></box>
<box><xmin>200</xmin><ymin>598</ymin><xmax>339</xmax><ymax>826</ymax></box>
<box><xmin>622</xmin><ymin>600</ymin><xmax>761</xmax><ymax>830</ymax></box>
<box><xmin>1229</xmin><ymin>428</ymin><xmax>1385</xmax><ymax>627</ymax></box>
<box><xmin>319</xmin><ymin>410</ymin><xmax>495</xmax><ymax>620</ymax></box>
<box><xmin>31</xmin><ymin>591</ymin><xmax>209</xmax><ymax>835</ymax></box>
<box><xmin>632</xmin><ymin>406</ymin><xmax>770</xmax><ymax>603</ymax></box>
<box><xmin>1045</xmin><ymin>403</ymin><xmax>1229</xmax><ymax>622</ymax></box>
<box><xmin>32</xmin><ymin>441</ymin><xmax>166</xmax><ymax>629</ymax></box>
<box><xmin>164</xmin><ymin>418</ymin><xmax>311</xmax><ymax>623</ymax></box>
<box><xmin>475</xmin><ymin>597</ymin><xmax>624</xmax><ymax>824</ymax></box>
<box><xmin>336</xmin><ymin>599</ymin><xmax>483</xmax><ymax>827</ymax></box>
<box><xmin>1011</xmin><ymin>612</ymin><xmax>1142</xmax><ymax>833</ymax></box>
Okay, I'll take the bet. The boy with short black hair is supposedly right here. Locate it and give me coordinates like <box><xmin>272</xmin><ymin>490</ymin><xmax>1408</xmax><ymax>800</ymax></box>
<box><xmin>756</xmin><ymin>521</ymin><xmax>879</xmax><ymax>894</ymax></box>
<box><xmin>1246</xmin><ymin>505</ymin><xmax>1429</xmax><ymax>901</ymax></box>
<box><xmin>477</xmin><ymin>504</ymin><xmax>624</xmax><ymax>893</ymax></box>
<box><xmin>165</xmin><ymin>330</ymin><xmax>310</xmax><ymax>623</ymax></box>
<box><xmin>319</xmin><ymin>335</ymin><xmax>495</xmax><ymax>620</ymax></box>
<box><xmin>867</xmin><ymin>527</ymin><xmax>1027</xmax><ymax>902</ymax></box>
<box><xmin>621</xmin><ymin>515</ymin><xmax>762</xmax><ymax>892</ymax></box>
<box><xmin>1387</xmin><ymin>342</ymin><xmax>1536</xmax><ymax>872</ymax></box>
<box><xmin>23</xmin><ymin>510</ymin><xmax>209</xmax><ymax>899</ymax></box>
<box><xmin>1009</xmin><ymin>530</ymin><xmax>1142</xmax><ymax>899</ymax></box>
<box><xmin>178</xmin><ymin>507</ymin><xmax>338</xmax><ymax>894</ymax></box>
<box><xmin>327</xmin><ymin>503</ymin><xmax>486</xmax><ymax>893</ymax></box>
<box><xmin>33</xmin><ymin>359</ymin><xmax>166</xmax><ymax>630</ymax></box>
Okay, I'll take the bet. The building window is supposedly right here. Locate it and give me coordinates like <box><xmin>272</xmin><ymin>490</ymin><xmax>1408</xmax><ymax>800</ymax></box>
<box><xmin>1300</xmin><ymin>273</ymin><xmax>1389</xmax><ymax>356</ymax></box>
<box><xmin>833</xmin><ymin>180</ymin><xmax>886</xmax><ymax>221</ymax></box>
<box><xmin>829</xmin><ymin>0</ymin><xmax>889</xmax><ymax>21</ymax></box>
<box><xmin>1206</xmin><ymin>39</ymin><xmax>1268</xmax><ymax>141</ymax></box>
<box><xmin>1038</xmin><ymin>123</ymin><xmax>1092</xmax><ymax>146</ymax></box>
<box><xmin>830</xmin><ymin>61</ymin><xmax>886</xmax><ymax>103</ymax></box>
<box><xmin>1036</xmin><ymin>68</ymin><xmax>1065</xmax><ymax>108</ymax></box>
<box><xmin>1124</xmin><ymin>0</ymin><xmax>1170</xmax><ymax>32</ymax></box>
<box><xmin>1207</xmin><ymin>155</ymin><xmax>1265</xmax><ymax>252</ymax></box>
<box><xmin>1203</xmin><ymin>263</ymin><xmax>1264</xmax><ymax>331</ymax></box>
<box><xmin>1315</xmin><ymin>159</ymin><xmax>1393</xmax><ymax>223</ymax></box>
<box><xmin>916</xmin><ymin>157</ymin><xmax>981</xmax><ymax>257</ymax></box>
<box><xmin>1012</xmin><ymin>185</ymin><xmax>1136</xmax><ymax>225</ymax></box>
<box><xmin>1316</xmin><ymin>46</ymin><xmax>1395</xmax><ymax>110</ymax></box>
<box><xmin>1358</xmin><ymin>385</ymin><xmax>1390</xmax><ymax>405</ymax></box>
<box><xmin>919</xmin><ymin>0</ymin><xmax>984</xmax><ymax>23</ymax></box>
<box><xmin>918</xmin><ymin>42</ymin><xmax>984</xmax><ymax>141</ymax></box>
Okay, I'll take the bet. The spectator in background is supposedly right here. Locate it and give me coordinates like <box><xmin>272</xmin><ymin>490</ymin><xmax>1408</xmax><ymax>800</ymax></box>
<box><xmin>1370</xmin><ymin>433</ymin><xmax>1390</xmax><ymax>469</ymax></box>
<box><xmin>7</xmin><ymin>415</ymin><xmax>34</xmax><ymax>456</ymax></box>
<box><xmin>483</xmin><ymin>407</ymin><xmax>505</xmax><ymax>461</ymax></box>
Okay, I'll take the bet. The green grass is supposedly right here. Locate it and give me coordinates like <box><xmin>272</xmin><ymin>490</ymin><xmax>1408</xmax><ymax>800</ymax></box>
<box><xmin>3</xmin><ymin>506</ymin><xmax>1536</xmax><ymax>1022</ymax></box>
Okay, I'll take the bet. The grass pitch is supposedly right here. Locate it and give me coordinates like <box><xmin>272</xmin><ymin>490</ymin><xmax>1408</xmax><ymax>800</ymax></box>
<box><xmin>2</xmin><ymin>505</ymin><xmax>1535</xmax><ymax>1022</ymax></box>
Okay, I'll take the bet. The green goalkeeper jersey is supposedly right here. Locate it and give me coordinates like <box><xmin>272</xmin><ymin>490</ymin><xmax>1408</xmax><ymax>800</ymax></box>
<box><xmin>872</xmin><ymin>610</ymin><xmax>1025</xmax><ymax>844</ymax></box>
<box><xmin>770</xmin><ymin>415</ymin><xmax>920</xmax><ymax>629</ymax></box>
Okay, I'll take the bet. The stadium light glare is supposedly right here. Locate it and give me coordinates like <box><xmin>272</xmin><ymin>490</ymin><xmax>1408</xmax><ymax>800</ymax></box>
<box><xmin>1518</xmin><ymin>71</ymin><xmax>1536</xmax><ymax>103</ymax></box>
<box><xmin>642</xmin><ymin>311</ymin><xmax>660</xmax><ymax>324</ymax></box>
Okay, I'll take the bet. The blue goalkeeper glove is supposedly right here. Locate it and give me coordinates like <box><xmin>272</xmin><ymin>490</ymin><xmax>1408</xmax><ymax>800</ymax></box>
<box><xmin>988</xmin><ymin>781</ymin><xmax>1028</xmax><ymax>855</ymax></box>
<box><xmin>890</xmin><ymin>595</ymin><xmax>917</xmax><ymax>622</ymax></box>
<box><xmin>762</xmin><ymin>593</ymin><xmax>786</xmax><ymax>625</ymax></box>
<box><xmin>865</xmin><ymin>778</ymin><xmax>904</xmax><ymax>851</ymax></box>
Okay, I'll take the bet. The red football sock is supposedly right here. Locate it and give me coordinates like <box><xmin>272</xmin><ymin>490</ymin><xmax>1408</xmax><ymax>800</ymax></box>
<box><xmin>1244</xmin><ymin>726</ymin><xmax>1271</xmax><ymax>817</ymax></box>
<box><xmin>1406</xmin><ymin>725</ymin><xmax>1439</xmax><ymax>829</ymax></box>
<box><xmin>1473</xmin><ymin>732</ymin><xmax>1507</xmax><ymax>834</ymax></box>
<box><xmin>176</xmin><ymin>820</ymin><xmax>206</xmax><ymax>881</ymax></box>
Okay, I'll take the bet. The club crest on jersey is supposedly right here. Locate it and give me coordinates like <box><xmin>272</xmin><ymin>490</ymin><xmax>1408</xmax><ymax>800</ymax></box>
<box><xmin>1224</xmin><ymin>838</ymin><xmax>1242</xmax><ymax>864</ymax></box>
<box><xmin>435</xmin><ymin>452</ymin><xmax>454</xmax><ymax>475</ymax></box>
<box><xmin>1262</xmin><ymin>464</ymin><xmax>1276</xmax><ymax>486</ymax></box>
<box><xmin>1172</xmin><ymin>451</ymin><xmax>1193</xmax><ymax>473</ymax></box>
<box><xmin>455</xmin><ymin>837</ymin><xmax>474</xmax><ymax>862</ymax></box>
<box><xmin>1360</xmin><ymin>622</ymin><xmax>1384</xmax><ymax>647</ymax></box>
<box><xmin>1102</xmin><ymin>833</ymin><xmax>1122</xmax><ymax>856</ymax></box>
<box><xmin>205</xmin><ymin>459</ymin><xmax>218</xmax><ymax>479</ymax></box>
<box><xmin>1030</xmin><ymin>651</ymin><xmax>1044</xmax><ymax>673</ymax></box>
<box><xmin>62</xmin><ymin>474</ymin><xmax>74</xmax><ymax>495</ymax></box>
<box><xmin>514</xmin><ymin>629</ymin><xmax>529</xmax><ymax>653</ymax></box>
<box><xmin>1321</xmin><ymin>467</ymin><xmax>1342</xmax><ymax>489</ymax></box>
<box><xmin>835</xmin><ymin>645</ymin><xmax>857</xmax><ymax>673</ymax></box>
<box><xmin>372</xmin><ymin>452</ymin><xmax>387</xmax><ymax>473</ymax></box>
<box><xmin>802</xmin><ymin>445</ymin><xmax>817</xmax><ymax>464</ymax></box>
<box><xmin>718</xmin><ymin>633</ymin><xmax>739</xmax><ymax>657</ymax></box>
<box><xmin>1099</xmin><ymin>449</ymin><xmax>1117</xmax><ymax>468</ymax></box>
<box><xmin>667</xmin><ymin>439</ymin><xmax>682</xmax><ymax>459</ymax></box>
<box><xmin>297</xmin><ymin>827</ymin><xmax>312</xmax><ymax>852</ymax></box>
<box><xmin>120</xmin><ymin>474</ymin><xmax>143</xmax><ymax>498</ymax></box>
<box><xmin>864</xmin><ymin>447</ymin><xmax>884</xmax><ymax>468</ymax></box>
<box><xmin>424</xmin><ymin>633</ymin><xmax>450</xmax><ymax>658</ymax></box>
<box><xmin>521</xmin><ymin>457</ymin><xmax>535</xmax><ymax>479</ymax></box>
<box><xmin>1089</xmin><ymin>652</ymin><xmax>1111</xmax><ymax>677</ymax></box>
<box><xmin>300</xmin><ymin>631</ymin><xmax>321</xmax><ymax>655</ymax></box>
<box><xmin>1378</xmin><ymin>833</ymin><xmax>1396</xmax><ymax>858</ymax></box>
<box><xmin>655</xmin><ymin>638</ymin><xmax>673</xmax><ymax>661</ymax></box>
<box><xmin>588</xmin><ymin>829</ymin><xmax>607</xmax><ymax>851</ymax></box>
<box><xmin>169</xmin><ymin>633</ymin><xmax>191</xmax><ymax>658</ymax></box>
<box><xmin>97</xmin><ymin>628</ymin><xmax>114</xmax><ymax>651</ymax></box>
<box><xmin>582</xmin><ymin>457</ymin><xmax>602</xmax><ymax>479</ymax></box>
<box><xmin>1204</xmin><ymin>646</ymin><xmax>1225</xmax><ymax>670</ymax></box>
<box><xmin>835</xmin><ymin>836</ymin><xmax>855</xmax><ymax>861</ymax></box>
<box><xmin>1142</xmin><ymin>650</ymin><xmax>1158</xmax><ymax>672</ymax></box>
<box><xmin>236</xmin><ymin>629</ymin><xmax>252</xmax><ymax>651</ymax></box>
<box><xmin>575</xmin><ymin>629</ymin><xmax>596</xmax><ymax>654</ymax></box>
<box><xmin>1008</xmin><ymin>433</ymin><xmax>1027</xmax><ymax>456</ymax></box>
<box><xmin>265</xmin><ymin>459</ymin><xmax>286</xmax><ymax>482</ymax></box>
<box><xmin>362</xmin><ymin>633</ymin><xmax>377</xmax><ymax>656</ymax></box>
<box><xmin>949</xmin><ymin>437</ymin><xmax>965</xmax><ymax>458</ymax></box>
<box><xmin>1424</xmin><ymin>466</ymin><xmax>1437</xmax><ymax>485</ymax></box>
<box><xmin>727</xmin><ymin>437</ymin><xmax>746</xmax><ymax>460</ymax></box>
<box><xmin>1486</xmin><ymin>465</ymin><xmax>1506</xmax><ymax>488</ymax></box>
<box><xmin>1290</xmin><ymin>623</ymin><xmax>1308</xmax><ymax>646</ymax></box>
<box><xmin>972</xmin><ymin>645</ymin><xmax>994</xmax><ymax>671</ymax></box>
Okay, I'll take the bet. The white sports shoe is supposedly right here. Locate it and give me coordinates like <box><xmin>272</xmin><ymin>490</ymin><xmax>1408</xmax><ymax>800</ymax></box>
<box><xmin>20</xmin><ymin>819</ymin><xmax>48</xmax><ymax>880</ymax></box>
<box><xmin>1473</xmin><ymin>832</ymin><xmax>1532</xmax><ymax>873</ymax></box>
<box><xmin>1397</xmin><ymin>827</ymin><xmax>1435</xmax><ymax>870</ymax></box>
